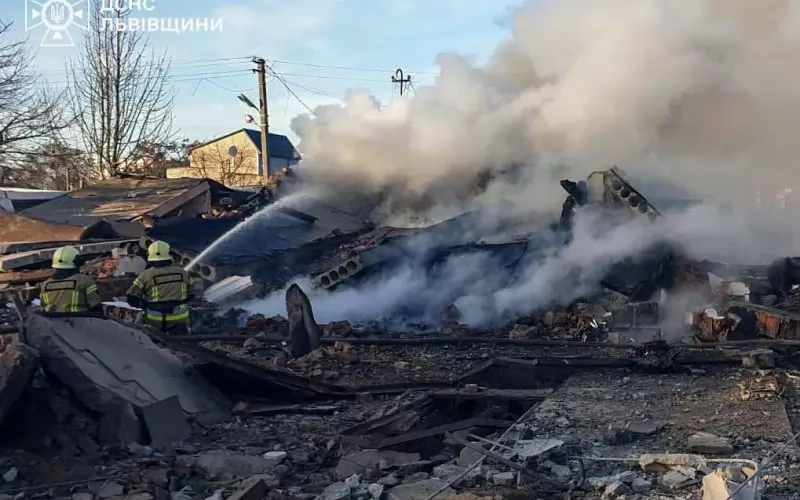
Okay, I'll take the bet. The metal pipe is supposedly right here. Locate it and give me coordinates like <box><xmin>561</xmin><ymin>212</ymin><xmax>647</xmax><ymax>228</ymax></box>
<box><xmin>724</xmin><ymin>429</ymin><xmax>799</xmax><ymax>500</ymax></box>
<box><xmin>466</xmin><ymin>433</ymin><xmax>517</xmax><ymax>454</ymax></box>
<box><xmin>423</xmin><ymin>401</ymin><xmax>541</xmax><ymax>500</ymax></box>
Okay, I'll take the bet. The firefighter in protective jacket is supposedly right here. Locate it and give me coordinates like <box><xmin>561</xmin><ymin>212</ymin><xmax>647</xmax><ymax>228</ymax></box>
<box><xmin>40</xmin><ymin>245</ymin><xmax>102</xmax><ymax>315</ymax></box>
<box><xmin>126</xmin><ymin>240</ymin><xmax>200</xmax><ymax>334</ymax></box>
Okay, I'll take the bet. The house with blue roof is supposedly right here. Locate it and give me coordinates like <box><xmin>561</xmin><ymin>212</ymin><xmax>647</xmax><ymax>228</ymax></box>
<box><xmin>167</xmin><ymin>128</ymin><xmax>301</xmax><ymax>187</ymax></box>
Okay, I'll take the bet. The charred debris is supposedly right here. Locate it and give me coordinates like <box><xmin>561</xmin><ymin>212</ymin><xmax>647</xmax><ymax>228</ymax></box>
<box><xmin>0</xmin><ymin>169</ymin><xmax>800</xmax><ymax>499</ymax></box>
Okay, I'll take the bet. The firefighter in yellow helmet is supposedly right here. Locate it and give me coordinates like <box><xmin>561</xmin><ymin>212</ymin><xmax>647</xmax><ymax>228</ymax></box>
<box><xmin>40</xmin><ymin>245</ymin><xmax>102</xmax><ymax>315</ymax></box>
<box><xmin>126</xmin><ymin>241</ymin><xmax>201</xmax><ymax>334</ymax></box>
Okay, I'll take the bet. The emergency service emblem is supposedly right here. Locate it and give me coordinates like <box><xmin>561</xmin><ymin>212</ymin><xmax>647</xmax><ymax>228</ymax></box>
<box><xmin>25</xmin><ymin>0</ymin><xmax>90</xmax><ymax>48</ymax></box>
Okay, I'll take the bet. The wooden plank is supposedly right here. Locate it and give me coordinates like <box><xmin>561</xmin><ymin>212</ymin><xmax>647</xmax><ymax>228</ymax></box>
<box><xmin>147</xmin><ymin>181</ymin><xmax>210</xmax><ymax>218</ymax></box>
<box><xmin>375</xmin><ymin>418</ymin><xmax>513</xmax><ymax>449</ymax></box>
<box><xmin>132</xmin><ymin>324</ymin><xmax>352</xmax><ymax>398</ymax></box>
<box><xmin>429</xmin><ymin>388</ymin><xmax>554</xmax><ymax>402</ymax></box>
<box><xmin>240</xmin><ymin>404</ymin><xmax>342</xmax><ymax>416</ymax></box>
<box><xmin>495</xmin><ymin>356</ymin><xmax>636</xmax><ymax>368</ymax></box>
<box><xmin>341</xmin><ymin>396</ymin><xmax>433</xmax><ymax>436</ymax></box>
<box><xmin>0</xmin><ymin>239</ymin><xmax>136</xmax><ymax>271</ymax></box>
<box><xmin>0</xmin><ymin>269</ymin><xmax>54</xmax><ymax>285</ymax></box>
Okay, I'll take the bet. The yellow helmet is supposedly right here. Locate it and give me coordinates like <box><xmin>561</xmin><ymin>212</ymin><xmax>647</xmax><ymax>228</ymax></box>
<box><xmin>147</xmin><ymin>240</ymin><xmax>172</xmax><ymax>262</ymax></box>
<box><xmin>52</xmin><ymin>245</ymin><xmax>79</xmax><ymax>269</ymax></box>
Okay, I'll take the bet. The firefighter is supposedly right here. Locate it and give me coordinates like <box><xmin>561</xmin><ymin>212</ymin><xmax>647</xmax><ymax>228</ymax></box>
<box><xmin>126</xmin><ymin>240</ymin><xmax>200</xmax><ymax>335</ymax></box>
<box><xmin>40</xmin><ymin>245</ymin><xmax>102</xmax><ymax>315</ymax></box>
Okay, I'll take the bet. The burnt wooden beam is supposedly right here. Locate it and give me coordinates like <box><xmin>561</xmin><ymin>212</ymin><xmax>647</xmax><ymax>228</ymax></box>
<box><xmin>375</xmin><ymin>418</ymin><xmax>513</xmax><ymax>449</ymax></box>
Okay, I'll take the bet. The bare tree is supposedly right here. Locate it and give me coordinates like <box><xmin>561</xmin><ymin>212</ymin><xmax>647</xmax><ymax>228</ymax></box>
<box><xmin>17</xmin><ymin>140</ymin><xmax>93</xmax><ymax>190</ymax></box>
<box><xmin>66</xmin><ymin>3</ymin><xmax>175</xmax><ymax>179</ymax></box>
<box><xmin>188</xmin><ymin>144</ymin><xmax>261</xmax><ymax>187</ymax></box>
<box><xmin>127</xmin><ymin>138</ymin><xmax>194</xmax><ymax>178</ymax></box>
<box><xmin>0</xmin><ymin>21</ymin><xmax>69</xmax><ymax>185</ymax></box>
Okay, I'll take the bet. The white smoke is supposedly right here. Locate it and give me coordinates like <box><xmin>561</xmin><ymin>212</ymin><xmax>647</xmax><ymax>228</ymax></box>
<box><xmin>242</xmin><ymin>202</ymin><xmax>800</xmax><ymax>327</ymax></box>
<box><xmin>241</xmin><ymin>0</ymin><xmax>800</xmax><ymax>326</ymax></box>
<box><xmin>242</xmin><ymin>252</ymin><xmax>511</xmax><ymax>326</ymax></box>
<box><xmin>293</xmin><ymin>0</ymin><xmax>800</xmax><ymax>215</ymax></box>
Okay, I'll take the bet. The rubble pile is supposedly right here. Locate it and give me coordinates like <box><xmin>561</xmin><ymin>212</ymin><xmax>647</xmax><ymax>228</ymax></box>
<box><xmin>4</xmin><ymin>169</ymin><xmax>800</xmax><ymax>499</ymax></box>
<box><xmin>2</xmin><ymin>328</ymin><xmax>799</xmax><ymax>499</ymax></box>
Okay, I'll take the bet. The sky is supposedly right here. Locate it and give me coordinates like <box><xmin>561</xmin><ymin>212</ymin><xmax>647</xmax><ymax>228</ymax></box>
<box><xmin>1</xmin><ymin>0</ymin><xmax>524</xmax><ymax>145</ymax></box>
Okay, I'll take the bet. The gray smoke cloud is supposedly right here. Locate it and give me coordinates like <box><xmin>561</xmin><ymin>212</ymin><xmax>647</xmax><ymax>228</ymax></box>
<box><xmin>292</xmin><ymin>0</ymin><xmax>800</xmax><ymax>215</ymax></box>
<box><xmin>242</xmin><ymin>203</ymin><xmax>800</xmax><ymax>327</ymax></box>
<box><xmin>240</xmin><ymin>0</ymin><xmax>800</xmax><ymax>327</ymax></box>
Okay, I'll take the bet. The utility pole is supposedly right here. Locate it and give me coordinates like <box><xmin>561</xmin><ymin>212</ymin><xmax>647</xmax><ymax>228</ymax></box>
<box><xmin>391</xmin><ymin>69</ymin><xmax>412</xmax><ymax>97</ymax></box>
<box><xmin>253</xmin><ymin>57</ymin><xmax>271</xmax><ymax>179</ymax></box>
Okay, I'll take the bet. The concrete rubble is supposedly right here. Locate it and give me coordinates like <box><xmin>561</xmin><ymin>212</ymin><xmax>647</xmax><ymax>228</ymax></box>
<box><xmin>24</xmin><ymin>314</ymin><xmax>229</xmax><ymax>445</ymax></box>
<box><xmin>1</xmin><ymin>170</ymin><xmax>800</xmax><ymax>499</ymax></box>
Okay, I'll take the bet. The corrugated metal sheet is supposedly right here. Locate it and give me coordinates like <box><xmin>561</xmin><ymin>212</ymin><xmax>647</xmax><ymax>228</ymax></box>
<box><xmin>22</xmin><ymin>177</ymin><xmax>207</xmax><ymax>227</ymax></box>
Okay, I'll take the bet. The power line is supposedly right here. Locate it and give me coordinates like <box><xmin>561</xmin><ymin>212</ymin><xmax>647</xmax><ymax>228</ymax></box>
<box><xmin>43</xmin><ymin>69</ymin><xmax>251</xmax><ymax>86</ymax></box>
<box><xmin>281</xmin><ymin>79</ymin><xmax>343</xmax><ymax>100</ymax></box>
<box><xmin>35</xmin><ymin>55</ymin><xmax>426</xmax><ymax>100</ymax></box>
<box><xmin>168</xmin><ymin>70</ymin><xmax>250</xmax><ymax>82</ymax></box>
<box><xmin>196</xmin><ymin>78</ymin><xmax>257</xmax><ymax>94</ymax></box>
<box><xmin>38</xmin><ymin>55</ymin><xmax>440</xmax><ymax>80</ymax></box>
<box><xmin>169</xmin><ymin>56</ymin><xmax>251</xmax><ymax>65</ymax></box>
<box><xmin>192</xmin><ymin>77</ymin><xmax>258</xmax><ymax>96</ymax></box>
<box><xmin>41</xmin><ymin>67</ymin><xmax>415</xmax><ymax>87</ymax></box>
<box><xmin>266</xmin><ymin>71</ymin><xmax>405</xmax><ymax>83</ymax></box>
<box><xmin>33</xmin><ymin>53</ymin><xmax>436</xmax><ymax>94</ymax></box>
<box><xmin>38</xmin><ymin>54</ymin><xmax>437</xmax><ymax>76</ymax></box>
<box><xmin>267</xmin><ymin>66</ymin><xmax>314</xmax><ymax>113</ymax></box>
<box><xmin>268</xmin><ymin>58</ymin><xmax>438</xmax><ymax>75</ymax></box>
<box><xmin>38</xmin><ymin>55</ymin><xmax>250</xmax><ymax>72</ymax></box>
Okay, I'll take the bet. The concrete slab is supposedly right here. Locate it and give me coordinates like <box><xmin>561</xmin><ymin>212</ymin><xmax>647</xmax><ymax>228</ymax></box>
<box><xmin>140</xmin><ymin>395</ymin><xmax>190</xmax><ymax>448</ymax></box>
<box><xmin>25</xmin><ymin>315</ymin><xmax>228</xmax><ymax>443</ymax></box>
<box><xmin>204</xmin><ymin>276</ymin><xmax>256</xmax><ymax>306</ymax></box>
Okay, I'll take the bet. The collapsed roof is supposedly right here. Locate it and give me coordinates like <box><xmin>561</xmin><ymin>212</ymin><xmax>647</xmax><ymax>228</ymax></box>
<box><xmin>0</xmin><ymin>211</ymin><xmax>118</xmax><ymax>244</ymax></box>
<box><xmin>21</xmin><ymin>177</ymin><xmax>212</xmax><ymax>228</ymax></box>
<box><xmin>146</xmin><ymin>194</ymin><xmax>371</xmax><ymax>264</ymax></box>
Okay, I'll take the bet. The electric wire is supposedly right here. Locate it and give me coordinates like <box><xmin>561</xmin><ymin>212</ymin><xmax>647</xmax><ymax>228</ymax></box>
<box><xmin>267</xmin><ymin>58</ymin><xmax>438</xmax><ymax>75</ymax></box>
<box><xmin>43</xmin><ymin>69</ymin><xmax>251</xmax><ymax>86</ymax></box>
<box><xmin>280</xmin><ymin>79</ymin><xmax>343</xmax><ymax>100</ymax></box>
<box><xmin>266</xmin><ymin>71</ymin><xmax>395</xmax><ymax>83</ymax></box>
<box><xmin>36</xmin><ymin>54</ymin><xmax>433</xmax><ymax>97</ymax></box>
<box><xmin>266</xmin><ymin>66</ymin><xmax>314</xmax><ymax>113</ymax></box>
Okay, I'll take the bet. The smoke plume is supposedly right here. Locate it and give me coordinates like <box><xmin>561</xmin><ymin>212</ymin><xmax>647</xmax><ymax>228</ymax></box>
<box><xmin>241</xmin><ymin>0</ymin><xmax>800</xmax><ymax>327</ymax></box>
<box><xmin>242</xmin><ymin>202</ymin><xmax>800</xmax><ymax>327</ymax></box>
<box><xmin>293</xmin><ymin>0</ymin><xmax>800</xmax><ymax>216</ymax></box>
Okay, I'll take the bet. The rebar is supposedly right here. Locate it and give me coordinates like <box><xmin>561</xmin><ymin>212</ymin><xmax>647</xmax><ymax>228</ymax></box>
<box><xmin>423</xmin><ymin>402</ymin><xmax>541</xmax><ymax>500</ymax></box>
<box><xmin>725</xmin><ymin>429</ymin><xmax>800</xmax><ymax>500</ymax></box>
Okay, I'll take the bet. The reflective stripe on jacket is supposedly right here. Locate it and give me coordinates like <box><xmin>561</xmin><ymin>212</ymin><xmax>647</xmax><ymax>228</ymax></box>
<box><xmin>127</xmin><ymin>265</ymin><xmax>197</xmax><ymax>325</ymax></box>
<box><xmin>41</xmin><ymin>273</ymin><xmax>101</xmax><ymax>314</ymax></box>
<box><xmin>145</xmin><ymin>303</ymin><xmax>190</xmax><ymax>324</ymax></box>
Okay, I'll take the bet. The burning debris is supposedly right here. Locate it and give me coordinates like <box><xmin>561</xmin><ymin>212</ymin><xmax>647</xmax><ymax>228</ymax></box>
<box><xmin>3</xmin><ymin>168</ymin><xmax>800</xmax><ymax>499</ymax></box>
